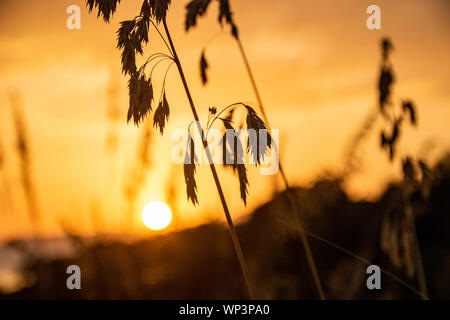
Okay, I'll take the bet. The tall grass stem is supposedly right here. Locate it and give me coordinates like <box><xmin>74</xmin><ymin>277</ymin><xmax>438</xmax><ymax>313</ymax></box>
<box><xmin>163</xmin><ymin>20</ymin><xmax>255</xmax><ymax>299</ymax></box>
<box><xmin>236</xmin><ymin>36</ymin><xmax>326</xmax><ymax>300</ymax></box>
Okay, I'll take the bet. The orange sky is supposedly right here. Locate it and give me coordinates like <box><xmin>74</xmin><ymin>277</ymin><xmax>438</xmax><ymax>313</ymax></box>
<box><xmin>0</xmin><ymin>0</ymin><xmax>449</xmax><ymax>241</ymax></box>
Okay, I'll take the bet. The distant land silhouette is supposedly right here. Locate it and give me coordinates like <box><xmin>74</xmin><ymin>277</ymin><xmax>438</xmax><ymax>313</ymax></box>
<box><xmin>2</xmin><ymin>154</ymin><xmax>449</xmax><ymax>299</ymax></box>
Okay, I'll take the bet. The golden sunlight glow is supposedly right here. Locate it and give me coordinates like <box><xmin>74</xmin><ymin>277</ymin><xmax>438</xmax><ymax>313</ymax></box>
<box><xmin>142</xmin><ymin>201</ymin><xmax>172</xmax><ymax>231</ymax></box>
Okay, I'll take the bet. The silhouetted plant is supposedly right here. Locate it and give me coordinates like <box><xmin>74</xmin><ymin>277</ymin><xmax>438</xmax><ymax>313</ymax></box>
<box><xmin>122</xmin><ymin>118</ymin><xmax>154</xmax><ymax>226</ymax></box>
<box><xmin>202</xmin><ymin>102</ymin><xmax>272</xmax><ymax>205</ymax></box>
<box><xmin>183</xmin><ymin>0</ymin><xmax>325</xmax><ymax>299</ymax></box>
<box><xmin>378</xmin><ymin>39</ymin><xmax>394</xmax><ymax>113</ymax></box>
<box><xmin>341</xmin><ymin>107</ymin><xmax>379</xmax><ymax>177</ymax></box>
<box><xmin>105</xmin><ymin>70</ymin><xmax>122</xmax><ymax>154</ymax></box>
<box><xmin>166</xmin><ymin>164</ymin><xmax>180</xmax><ymax>221</ymax></box>
<box><xmin>9</xmin><ymin>92</ymin><xmax>41</xmax><ymax>233</ymax></box>
<box><xmin>86</xmin><ymin>0</ymin><xmax>274</xmax><ymax>298</ymax></box>
<box><xmin>0</xmin><ymin>125</ymin><xmax>16</xmax><ymax>223</ymax></box>
<box><xmin>183</xmin><ymin>131</ymin><xmax>199</xmax><ymax>205</ymax></box>
<box><xmin>183</xmin><ymin>102</ymin><xmax>272</xmax><ymax>211</ymax></box>
<box><xmin>0</xmin><ymin>140</ymin><xmax>3</xmax><ymax>170</ymax></box>
<box><xmin>200</xmin><ymin>50</ymin><xmax>208</xmax><ymax>85</ymax></box>
<box><xmin>374</xmin><ymin>38</ymin><xmax>428</xmax><ymax>299</ymax></box>
<box><xmin>379</xmin><ymin>156</ymin><xmax>431</xmax><ymax>299</ymax></box>
<box><xmin>377</xmin><ymin>38</ymin><xmax>417</xmax><ymax>161</ymax></box>
<box><xmin>278</xmin><ymin>216</ymin><xmax>429</xmax><ymax>299</ymax></box>
<box><xmin>186</xmin><ymin>0</ymin><xmax>238</xmax><ymax>38</ymax></box>
<box><xmin>0</xmin><ymin>139</ymin><xmax>7</xmax><ymax>210</ymax></box>
<box><xmin>86</xmin><ymin>0</ymin><xmax>122</xmax><ymax>23</ymax></box>
<box><xmin>342</xmin><ymin>39</ymin><xmax>418</xmax><ymax>175</ymax></box>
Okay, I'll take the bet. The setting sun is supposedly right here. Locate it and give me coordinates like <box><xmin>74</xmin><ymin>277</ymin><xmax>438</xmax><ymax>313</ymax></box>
<box><xmin>142</xmin><ymin>201</ymin><xmax>172</xmax><ymax>231</ymax></box>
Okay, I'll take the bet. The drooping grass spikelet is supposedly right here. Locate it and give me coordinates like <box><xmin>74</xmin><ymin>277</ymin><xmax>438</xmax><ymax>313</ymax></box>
<box><xmin>378</xmin><ymin>67</ymin><xmax>394</xmax><ymax>111</ymax></box>
<box><xmin>86</xmin><ymin>0</ymin><xmax>172</xmax><ymax>24</ymax></box>
<box><xmin>402</xmin><ymin>101</ymin><xmax>417</xmax><ymax>126</ymax></box>
<box><xmin>150</xmin><ymin>0</ymin><xmax>172</xmax><ymax>23</ymax></box>
<box><xmin>86</xmin><ymin>0</ymin><xmax>122</xmax><ymax>23</ymax></box>
<box><xmin>221</xmin><ymin>119</ymin><xmax>249</xmax><ymax>204</ymax></box>
<box><xmin>183</xmin><ymin>133</ymin><xmax>198</xmax><ymax>205</ymax></box>
<box><xmin>153</xmin><ymin>91</ymin><xmax>170</xmax><ymax>134</ymax></box>
<box><xmin>244</xmin><ymin>105</ymin><xmax>272</xmax><ymax>165</ymax></box>
<box><xmin>378</xmin><ymin>37</ymin><xmax>394</xmax><ymax>111</ymax></box>
<box><xmin>380</xmin><ymin>118</ymin><xmax>401</xmax><ymax>161</ymax></box>
<box><xmin>185</xmin><ymin>0</ymin><xmax>211</xmax><ymax>31</ymax></box>
<box><xmin>9</xmin><ymin>92</ymin><xmax>40</xmax><ymax>225</ymax></box>
<box><xmin>200</xmin><ymin>50</ymin><xmax>209</xmax><ymax>85</ymax></box>
<box><xmin>185</xmin><ymin>0</ymin><xmax>238</xmax><ymax>37</ymax></box>
<box><xmin>127</xmin><ymin>71</ymin><xmax>153</xmax><ymax>125</ymax></box>
<box><xmin>236</xmin><ymin>164</ymin><xmax>248</xmax><ymax>205</ymax></box>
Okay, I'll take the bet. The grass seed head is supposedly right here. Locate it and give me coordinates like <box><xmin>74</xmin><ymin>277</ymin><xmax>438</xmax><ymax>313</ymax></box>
<box><xmin>86</xmin><ymin>0</ymin><xmax>122</xmax><ymax>23</ymax></box>
<box><xmin>184</xmin><ymin>134</ymin><xmax>199</xmax><ymax>206</ymax></box>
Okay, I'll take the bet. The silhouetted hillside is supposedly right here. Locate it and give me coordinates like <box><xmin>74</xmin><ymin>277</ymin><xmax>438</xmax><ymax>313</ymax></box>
<box><xmin>2</xmin><ymin>155</ymin><xmax>450</xmax><ymax>299</ymax></box>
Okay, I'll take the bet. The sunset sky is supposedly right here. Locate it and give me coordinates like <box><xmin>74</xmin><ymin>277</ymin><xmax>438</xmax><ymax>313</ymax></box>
<box><xmin>0</xmin><ymin>0</ymin><xmax>449</xmax><ymax>241</ymax></box>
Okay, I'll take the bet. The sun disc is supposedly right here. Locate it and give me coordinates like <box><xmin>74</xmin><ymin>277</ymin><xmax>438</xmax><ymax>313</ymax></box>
<box><xmin>142</xmin><ymin>201</ymin><xmax>172</xmax><ymax>230</ymax></box>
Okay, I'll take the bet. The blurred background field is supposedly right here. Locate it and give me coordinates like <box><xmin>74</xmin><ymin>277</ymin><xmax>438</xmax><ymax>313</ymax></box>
<box><xmin>0</xmin><ymin>0</ymin><xmax>449</xmax><ymax>299</ymax></box>
<box><xmin>1</xmin><ymin>154</ymin><xmax>449</xmax><ymax>299</ymax></box>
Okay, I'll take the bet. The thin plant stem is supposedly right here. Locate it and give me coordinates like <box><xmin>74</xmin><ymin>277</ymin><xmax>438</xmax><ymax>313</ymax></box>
<box><xmin>276</xmin><ymin>218</ymin><xmax>429</xmax><ymax>299</ymax></box>
<box><xmin>341</xmin><ymin>106</ymin><xmax>379</xmax><ymax>178</ymax></box>
<box><xmin>203</xmin><ymin>31</ymin><xmax>225</xmax><ymax>51</ymax></box>
<box><xmin>159</xmin><ymin>61</ymin><xmax>175</xmax><ymax>98</ymax></box>
<box><xmin>0</xmin><ymin>170</ymin><xmax>14</xmax><ymax>220</ymax></box>
<box><xmin>404</xmin><ymin>197</ymin><xmax>429</xmax><ymax>299</ymax></box>
<box><xmin>163</xmin><ymin>19</ymin><xmax>255</xmax><ymax>299</ymax></box>
<box><xmin>380</xmin><ymin>39</ymin><xmax>429</xmax><ymax>298</ymax></box>
<box><xmin>10</xmin><ymin>94</ymin><xmax>40</xmax><ymax>235</ymax></box>
<box><xmin>149</xmin><ymin>57</ymin><xmax>172</xmax><ymax>78</ymax></box>
<box><xmin>235</xmin><ymin>36</ymin><xmax>326</xmax><ymax>300</ymax></box>
<box><xmin>148</xmin><ymin>18</ymin><xmax>173</xmax><ymax>56</ymax></box>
